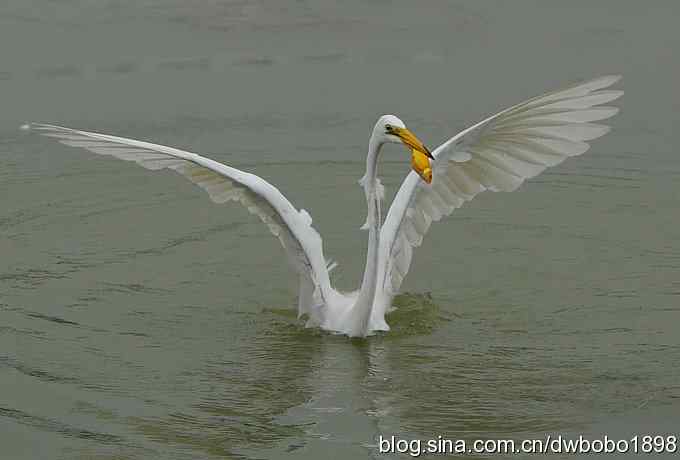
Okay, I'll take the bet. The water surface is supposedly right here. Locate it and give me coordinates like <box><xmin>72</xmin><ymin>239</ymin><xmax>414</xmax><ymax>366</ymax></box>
<box><xmin>2</xmin><ymin>1</ymin><xmax>680</xmax><ymax>458</ymax></box>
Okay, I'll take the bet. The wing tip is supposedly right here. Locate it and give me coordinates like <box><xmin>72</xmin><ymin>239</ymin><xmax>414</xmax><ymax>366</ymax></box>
<box><xmin>600</xmin><ymin>74</ymin><xmax>623</xmax><ymax>85</ymax></box>
<box><xmin>605</xmin><ymin>106</ymin><xmax>621</xmax><ymax>117</ymax></box>
<box><xmin>584</xmin><ymin>74</ymin><xmax>622</xmax><ymax>90</ymax></box>
<box><xmin>21</xmin><ymin>122</ymin><xmax>66</xmax><ymax>133</ymax></box>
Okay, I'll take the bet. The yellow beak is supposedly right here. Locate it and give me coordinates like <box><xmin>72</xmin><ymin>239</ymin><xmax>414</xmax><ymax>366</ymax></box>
<box><xmin>393</xmin><ymin>127</ymin><xmax>433</xmax><ymax>159</ymax></box>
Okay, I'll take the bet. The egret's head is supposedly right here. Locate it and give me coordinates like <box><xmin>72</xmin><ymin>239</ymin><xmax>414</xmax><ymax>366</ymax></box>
<box><xmin>374</xmin><ymin>114</ymin><xmax>433</xmax><ymax>160</ymax></box>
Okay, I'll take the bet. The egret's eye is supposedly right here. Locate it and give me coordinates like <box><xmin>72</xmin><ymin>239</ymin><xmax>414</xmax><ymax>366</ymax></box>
<box><xmin>385</xmin><ymin>124</ymin><xmax>393</xmax><ymax>132</ymax></box>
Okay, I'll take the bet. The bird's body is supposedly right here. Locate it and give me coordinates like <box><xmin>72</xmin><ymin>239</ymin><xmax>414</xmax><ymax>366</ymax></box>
<box><xmin>29</xmin><ymin>75</ymin><xmax>623</xmax><ymax>337</ymax></box>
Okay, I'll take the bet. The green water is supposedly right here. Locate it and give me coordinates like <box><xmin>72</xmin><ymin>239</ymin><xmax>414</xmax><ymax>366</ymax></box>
<box><xmin>2</xmin><ymin>1</ymin><xmax>679</xmax><ymax>458</ymax></box>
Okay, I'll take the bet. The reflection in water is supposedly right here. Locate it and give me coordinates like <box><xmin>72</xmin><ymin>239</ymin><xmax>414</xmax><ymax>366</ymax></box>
<box><xmin>119</xmin><ymin>293</ymin><xmax>581</xmax><ymax>458</ymax></box>
<box><xmin>114</xmin><ymin>294</ymin><xmax>440</xmax><ymax>457</ymax></box>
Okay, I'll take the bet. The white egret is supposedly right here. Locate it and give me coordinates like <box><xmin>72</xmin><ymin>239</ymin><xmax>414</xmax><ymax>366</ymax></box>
<box><xmin>28</xmin><ymin>75</ymin><xmax>623</xmax><ymax>337</ymax></box>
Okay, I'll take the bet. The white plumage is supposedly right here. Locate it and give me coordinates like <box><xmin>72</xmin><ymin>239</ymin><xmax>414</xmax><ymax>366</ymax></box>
<box><xmin>29</xmin><ymin>75</ymin><xmax>623</xmax><ymax>337</ymax></box>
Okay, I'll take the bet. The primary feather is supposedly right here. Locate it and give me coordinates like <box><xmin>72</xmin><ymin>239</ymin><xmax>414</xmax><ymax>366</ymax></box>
<box><xmin>29</xmin><ymin>123</ymin><xmax>337</xmax><ymax>322</ymax></box>
<box><xmin>377</xmin><ymin>76</ymin><xmax>623</xmax><ymax>315</ymax></box>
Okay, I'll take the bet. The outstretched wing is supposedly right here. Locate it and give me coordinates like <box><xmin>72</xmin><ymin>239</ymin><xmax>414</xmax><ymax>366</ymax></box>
<box><xmin>29</xmin><ymin>123</ymin><xmax>334</xmax><ymax>316</ymax></box>
<box><xmin>378</xmin><ymin>75</ymin><xmax>623</xmax><ymax>297</ymax></box>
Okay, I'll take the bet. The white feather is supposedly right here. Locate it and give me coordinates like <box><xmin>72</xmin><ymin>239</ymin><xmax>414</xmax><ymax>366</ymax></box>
<box><xmin>377</xmin><ymin>75</ymin><xmax>623</xmax><ymax>302</ymax></box>
<box><xmin>29</xmin><ymin>123</ymin><xmax>337</xmax><ymax>319</ymax></box>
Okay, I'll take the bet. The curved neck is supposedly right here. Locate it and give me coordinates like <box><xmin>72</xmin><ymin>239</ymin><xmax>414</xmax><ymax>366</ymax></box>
<box><xmin>352</xmin><ymin>135</ymin><xmax>383</xmax><ymax>333</ymax></box>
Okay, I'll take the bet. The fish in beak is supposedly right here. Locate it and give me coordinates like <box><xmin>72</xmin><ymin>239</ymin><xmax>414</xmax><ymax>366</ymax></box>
<box><xmin>411</xmin><ymin>149</ymin><xmax>433</xmax><ymax>184</ymax></box>
<box><xmin>392</xmin><ymin>127</ymin><xmax>434</xmax><ymax>184</ymax></box>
